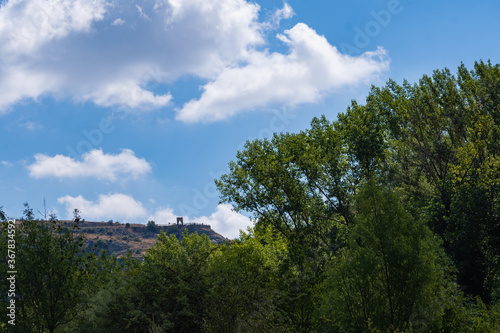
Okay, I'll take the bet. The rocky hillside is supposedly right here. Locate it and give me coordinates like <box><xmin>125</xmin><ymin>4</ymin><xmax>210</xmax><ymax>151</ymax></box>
<box><xmin>66</xmin><ymin>220</ymin><xmax>228</xmax><ymax>258</ymax></box>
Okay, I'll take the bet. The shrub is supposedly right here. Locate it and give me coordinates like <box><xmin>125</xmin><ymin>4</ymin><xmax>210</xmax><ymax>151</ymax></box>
<box><xmin>147</xmin><ymin>220</ymin><xmax>157</xmax><ymax>232</ymax></box>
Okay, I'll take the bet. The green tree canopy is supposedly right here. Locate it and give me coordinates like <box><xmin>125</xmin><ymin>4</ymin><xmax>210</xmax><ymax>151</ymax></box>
<box><xmin>0</xmin><ymin>205</ymin><xmax>107</xmax><ymax>333</ymax></box>
<box><xmin>318</xmin><ymin>181</ymin><xmax>453</xmax><ymax>332</ymax></box>
<box><xmin>216</xmin><ymin>60</ymin><xmax>500</xmax><ymax>302</ymax></box>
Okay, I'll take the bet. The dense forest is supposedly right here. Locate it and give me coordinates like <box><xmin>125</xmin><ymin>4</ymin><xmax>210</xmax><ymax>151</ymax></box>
<box><xmin>1</xmin><ymin>60</ymin><xmax>500</xmax><ymax>332</ymax></box>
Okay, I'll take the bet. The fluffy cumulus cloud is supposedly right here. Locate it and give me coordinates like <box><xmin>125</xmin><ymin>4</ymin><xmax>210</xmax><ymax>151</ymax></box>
<box><xmin>194</xmin><ymin>204</ymin><xmax>252</xmax><ymax>239</ymax></box>
<box><xmin>0</xmin><ymin>0</ymin><xmax>109</xmax><ymax>111</ymax></box>
<box><xmin>0</xmin><ymin>0</ymin><xmax>262</xmax><ymax>113</ymax></box>
<box><xmin>0</xmin><ymin>0</ymin><xmax>389</xmax><ymax>120</ymax></box>
<box><xmin>177</xmin><ymin>24</ymin><xmax>389</xmax><ymax>122</ymax></box>
<box><xmin>28</xmin><ymin>148</ymin><xmax>151</xmax><ymax>181</ymax></box>
<box><xmin>0</xmin><ymin>0</ymin><xmax>108</xmax><ymax>54</ymax></box>
<box><xmin>58</xmin><ymin>193</ymin><xmax>148</xmax><ymax>221</ymax></box>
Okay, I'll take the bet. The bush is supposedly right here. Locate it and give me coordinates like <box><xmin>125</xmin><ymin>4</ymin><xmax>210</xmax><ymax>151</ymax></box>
<box><xmin>146</xmin><ymin>220</ymin><xmax>157</xmax><ymax>232</ymax></box>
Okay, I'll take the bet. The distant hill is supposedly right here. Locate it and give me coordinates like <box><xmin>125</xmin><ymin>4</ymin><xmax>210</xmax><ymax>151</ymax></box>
<box><xmin>64</xmin><ymin>220</ymin><xmax>228</xmax><ymax>258</ymax></box>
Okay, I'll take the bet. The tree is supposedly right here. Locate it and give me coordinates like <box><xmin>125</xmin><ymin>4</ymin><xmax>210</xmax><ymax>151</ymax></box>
<box><xmin>73</xmin><ymin>254</ymin><xmax>140</xmax><ymax>333</ymax></box>
<box><xmin>96</xmin><ymin>230</ymin><xmax>215</xmax><ymax>333</ymax></box>
<box><xmin>318</xmin><ymin>181</ymin><xmax>454</xmax><ymax>332</ymax></box>
<box><xmin>146</xmin><ymin>220</ymin><xmax>157</xmax><ymax>232</ymax></box>
<box><xmin>216</xmin><ymin>123</ymin><xmax>357</xmax><ymax>330</ymax></box>
<box><xmin>0</xmin><ymin>204</ymin><xmax>105</xmax><ymax>333</ymax></box>
<box><xmin>204</xmin><ymin>226</ymin><xmax>291</xmax><ymax>332</ymax></box>
<box><xmin>216</xmin><ymin>118</ymin><xmax>355</xmax><ymax>247</ymax></box>
<box><xmin>140</xmin><ymin>230</ymin><xmax>213</xmax><ymax>332</ymax></box>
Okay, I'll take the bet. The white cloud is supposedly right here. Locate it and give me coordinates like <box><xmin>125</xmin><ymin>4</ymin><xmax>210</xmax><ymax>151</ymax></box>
<box><xmin>21</xmin><ymin>121</ymin><xmax>42</xmax><ymax>131</ymax></box>
<box><xmin>58</xmin><ymin>193</ymin><xmax>147</xmax><ymax>221</ymax></box>
<box><xmin>28</xmin><ymin>148</ymin><xmax>151</xmax><ymax>181</ymax></box>
<box><xmin>0</xmin><ymin>0</ymin><xmax>389</xmax><ymax>121</ymax></box>
<box><xmin>84</xmin><ymin>79</ymin><xmax>172</xmax><ymax>109</ymax></box>
<box><xmin>0</xmin><ymin>0</ymin><xmax>108</xmax><ymax>54</ymax></box>
<box><xmin>135</xmin><ymin>4</ymin><xmax>150</xmax><ymax>21</ymax></box>
<box><xmin>152</xmin><ymin>0</ymin><xmax>263</xmax><ymax>77</ymax></box>
<box><xmin>112</xmin><ymin>18</ymin><xmax>125</xmax><ymax>26</ymax></box>
<box><xmin>0</xmin><ymin>0</ymin><xmax>263</xmax><ymax>113</ymax></box>
<box><xmin>264</xmin><ymin>1</ymin><xmax>294</xmax><ymax>28</ymax></box>
<box><xmin>148</xmin><ymin>207</ymin><xmax>180</xmax><ymax>225</ymax></box>
<box><xmin>177</xmin><ymin>23</ymin><xmax>389</xmax><ymax>122</ymax></box>
<box><xmin>0</xmin><ymin>65</ymin><xmax>60</xmax><ymax>112</ymax></box>
<box><xmin>194</xmin><ymin>204</ymin><xmax>252</xmax><ymax>239</ymax></box>
<box><xmin>275</xmin><ymin>2</ymin><xmax>294</xmax><ymax>20</ymax></box>
<box><xmin>1</xmin><ymin>161</ymin><xmax>12</xmax><ymax>167</ymax></box>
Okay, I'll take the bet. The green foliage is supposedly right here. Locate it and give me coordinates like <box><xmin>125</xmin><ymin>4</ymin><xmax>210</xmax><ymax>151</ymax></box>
<box><xmin>141</xmin><ymin>230</ymin><xmax>213</xmax><ymax>332</ymax></box>
<box><xmin>367</xmin><ymin>60</ymin><xmax>500</xmax><ymax>301</ymax></box>
<box><xmin>214</xmin><ymin>59</ymin><xmax>500</xmax><ymax>330</ymax></box>
<box><xmin>23</xmin><ymin>202</ymin><xmax>34</xmax><ymax>220</ymax></box>
<box><xmin>215</xmin><ymin>116</ymin><xmax>355</xmax><ymax>329</ymax></box>
<box><xmin>335</xmin><ymin>100</ymin><xmax>387</xmax><ymax>180</ymax></box>
<box><xmin>2</xmin><ymin>60</ymin><xmax>499</xmax><ymax>332</ymax></box>
<box><xmin>204</xmin><ymin>226</ymin><xmax>291</xmax><ymax>332</ymax></box>
<box><xmin>318</xmin><ymin>182</ymin><xmax>452</xmax><ymax>332</ymax></box>
<box><xmin>146</xmin><ymin>220</ymin><xmax>157</xmax><ymax>232</ymax></box>
<box><xmin>215</xmin><ymin>116</ymin><xmax>354</xmax><ymax>246</ymax></box>
<box><xmin>441</xmin><ymin>297</ymin><xmax>500</xmax><ymax>332</ymax></box>
<box><xmin>0</xmin><ymin>206</ymin><xmax>108</xmax><ymax>333</ymax></box>
<box><xmin>93</xmin><ymin>230</ymin><xmax>214</xmax><ymax>333</ymax></box>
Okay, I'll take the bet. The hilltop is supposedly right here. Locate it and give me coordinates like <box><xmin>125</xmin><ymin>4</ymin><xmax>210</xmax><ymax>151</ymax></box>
<box><xmin>66</xmin><ymin>220</ymin><xmax>228</xmax><ymax>258</ymax></box>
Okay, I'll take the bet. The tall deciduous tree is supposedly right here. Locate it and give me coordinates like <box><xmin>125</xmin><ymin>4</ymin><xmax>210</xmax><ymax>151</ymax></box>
<box><xmin>216</xmin><ymin>122</ymin><xmax>355</xmax><ymax>330</ymax></box>
<box><xmin>216</xmin><ymin>117</ymin><xmax>356</xmax><ymax>254</ymax></box>
<box><xmin>318</xmin><ymin>181</ymin><xmax>453</xmax><ymax>332</ymax></box>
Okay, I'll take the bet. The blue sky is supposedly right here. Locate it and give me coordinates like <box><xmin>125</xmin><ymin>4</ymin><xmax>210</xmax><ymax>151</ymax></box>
<box><xmin>1</xmin><ymin>0</ymin><xmax>499</xmax><ymax>238</ymax></box>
